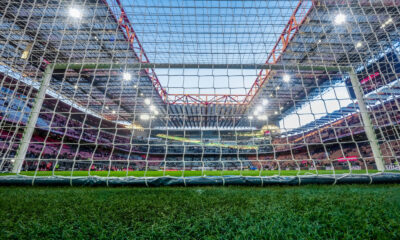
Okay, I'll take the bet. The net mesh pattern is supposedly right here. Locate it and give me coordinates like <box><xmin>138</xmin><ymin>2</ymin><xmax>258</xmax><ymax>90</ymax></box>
<box><xmin>0</xmin><ymin>0</ymin><xmax>399</xmax><ymax>185</ymax></box>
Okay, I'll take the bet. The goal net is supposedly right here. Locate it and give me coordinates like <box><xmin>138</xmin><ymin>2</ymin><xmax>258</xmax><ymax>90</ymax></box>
<box><xmin>0</xmin><ymin>0</ymin><xmax>400</xmax><ymax>186</ymax></box>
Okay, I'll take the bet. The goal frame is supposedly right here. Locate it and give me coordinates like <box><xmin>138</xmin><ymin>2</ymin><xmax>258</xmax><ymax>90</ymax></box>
<box><xmin>11</xmin><ymin>62</ymin><xmax>385</xmax><ymax>173</ymax></box>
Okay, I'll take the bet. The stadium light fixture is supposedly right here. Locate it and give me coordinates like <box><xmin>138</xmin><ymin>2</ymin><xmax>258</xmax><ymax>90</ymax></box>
<box><xmin>154</xmin><ymin>110</ymin><xmax>159</xmax><ymax>115</ymax></box>
<box><xmin>355</xmin><ymin>42</ymin><xmax>363</xmax><ymax>48</ymax></box>
<box><xmin>334</xmin><ymin>13</ymin><xmax>346</xmax><ymax>25</ymax></box>
<box><xmin>262</xmin><ymin>99</ymin><xmax>269</xmax><ymax>106</ymax></box>
<box><xmin>133</xmin><ymin>84</ymin><xmax>138</xmax><ymax>89</ymax></box>
<box><xmin>150</xmin><ymin>105</ymin><xmax>156</xmax><ymax>111</ymax></box>
<box><xmin>283</xmin><ymin>74</ymin><xmax>291</xmax><ymax>83</ymax></box>
<box><xmin>74</xmin><ymin>85</ymin><xmax>78</xmax><ymax>89</ymax></box>
<box><xmin>122</xmin><ymin>72</ymin><xmax>131</xmax><ymax>81</ymax></box>
<box><xmin>105</xmin><ymin>106</ymin><xmax>109</xmax><ymax>110</ymax></box>
<box><xmin>112</xmin><ymin>110</ymin><xmax>116</xmax><ymax>114</ymax></box>
<box><xmin>68</xmin><ymin>7</ymin><xmax>82</xmax><ymax>19</ymax></box>
<box><xmin>381</xmin><ymin>18</ymin><xmax>393</xmax><ymax>28</ymax></box>
<box><xmin>248</xmin><ymin>116</ymin><xmax>254</xmax><ymax>120</ymax></box>
<box><xmin>140</xmin><ymin>114</ymin><xmax>150</xmax><ymax>120</ymax></box>
<box><xmin>144</xmin><ymin>98</ymin><xmax>151</xmax><ymax>105</ymax></box>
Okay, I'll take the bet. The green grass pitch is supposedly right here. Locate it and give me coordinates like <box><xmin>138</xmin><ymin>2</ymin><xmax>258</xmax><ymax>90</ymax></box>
<box><xmin>1</xmin><ymin>185</ymin><xmax>400</xmax><ymax>239</ymax></box>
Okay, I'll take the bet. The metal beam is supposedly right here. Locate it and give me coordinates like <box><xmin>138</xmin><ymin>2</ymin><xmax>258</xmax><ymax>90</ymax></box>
<box><xmin>53</xmin><ymin>63</ymin><xmax>351</xmax><ymax>72</ymax></box>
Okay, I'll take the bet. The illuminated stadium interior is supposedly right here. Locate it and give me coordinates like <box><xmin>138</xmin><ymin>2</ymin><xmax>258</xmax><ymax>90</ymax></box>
<box><xmin>0</xmin><ymin>0</ymin><xmax>399</xmax><ymax>184</ymax></box>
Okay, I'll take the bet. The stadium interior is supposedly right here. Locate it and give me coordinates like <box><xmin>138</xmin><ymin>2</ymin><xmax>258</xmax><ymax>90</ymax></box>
<box><xmin>0</xmin><ymin>0</ymin><xmax>399</xmax><ymax>179</ymax></box>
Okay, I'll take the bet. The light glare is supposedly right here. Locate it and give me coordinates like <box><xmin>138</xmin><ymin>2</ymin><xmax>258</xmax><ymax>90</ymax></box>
<box><xmin>68</xmin><ymin>7</ymin><xmax>82</xmax><ymax>19</ymax></box>
<box><xmin>122</xmin><ymin>72</ymin><xmax>131</xmax><ymax>81</ymax></box>
<box><xmin>283</xmin><ymin>74</ymin><xmax>291</xmax><ymax>83</ymax></box>
<box><xmin>334</xmin><ymin>13</ymin><xmax>346</xmax><ymax>25</ymax></box>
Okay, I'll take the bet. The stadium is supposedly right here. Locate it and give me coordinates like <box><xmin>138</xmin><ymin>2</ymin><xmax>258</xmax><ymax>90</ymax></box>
<box><xmin>1</xmin><ymin>0</ymin><xmax>400</xmax><ymax>238</ymax></box>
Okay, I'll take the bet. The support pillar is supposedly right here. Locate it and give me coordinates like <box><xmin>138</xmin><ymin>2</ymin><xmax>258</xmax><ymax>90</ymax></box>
<box><xmin>12</xmin><ymin>64</ymin><xmax>54</xmax><ymax>173</ymax></box>
<box><xmin>348</xmin><ymin>69</ymin><xmax>385</xmax><ymax>171</ymax></box>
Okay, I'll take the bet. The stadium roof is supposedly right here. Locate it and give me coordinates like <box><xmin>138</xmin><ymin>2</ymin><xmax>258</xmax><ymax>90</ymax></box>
<box><xmin>1</xmin><ymin>0</ymin><xmax>399</xmax><ymax>129</ymax></box>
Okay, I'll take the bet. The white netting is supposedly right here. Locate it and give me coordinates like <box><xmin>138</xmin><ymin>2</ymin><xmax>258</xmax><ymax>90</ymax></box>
<box><xmin>0</xmin><ymin>0</ymin><xmax>399</xmax><ymax>185</ymax></box>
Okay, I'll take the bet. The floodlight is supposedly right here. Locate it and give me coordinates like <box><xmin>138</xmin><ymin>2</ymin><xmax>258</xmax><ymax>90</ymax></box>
<box><xmin>283</xmin><ymin>74</ymin><xmax>291</xmax><ymax>83</ymax></box>
<box><xmin>122</xmin><ymin>72</ymin><xmax>131</xmax><ymax>81</ymax></box>
<box><xmin>68</xmin><ymin>7</ymin><xmax>82</xmax><ymax>19</ymax></box>
<box><xmin>381</xmin><ymin>18</ymin><xmax>393</xmax><ymax>28</ymax></box>
<box><xmin>334</xmin><ymin>13</ymin><xmax>346</xmax><ymax>25</ymax></box>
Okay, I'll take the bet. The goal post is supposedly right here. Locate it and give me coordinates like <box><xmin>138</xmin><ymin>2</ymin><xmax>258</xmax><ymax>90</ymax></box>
<box><xmin>11</xmin><ymin>64</ymin><xmax>55</xmax><ymax>173</ymax></box>
<box><xmin>10</xmin><ymin>62</ymin><xmax>385</xmax><ymax>174</ymax></box>
<box><xmin>348</xmin><ymin>70</ymin><xmax>384</xmax><ymax>172</ymax></box>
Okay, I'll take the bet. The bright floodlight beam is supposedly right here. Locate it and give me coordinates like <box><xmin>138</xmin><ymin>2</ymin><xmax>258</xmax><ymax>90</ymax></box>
<box><xmin>68</xmin><ymin>7</ymin><xmax>82</xmax><ymax>19</ymax></box>
<box><xmin>283</xmin><ymin>74</ymin><xmax>291</xmax><ymax>83</ymax></box>
<box><xmin>122</xmin><ymin>72</ymin><xmax>131</xmax><ymax>81</ymax></box>
<box><xmin>334</xmin><ymin>13</ymin><xmax>346</xmax><ymax>25</ymax></box>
